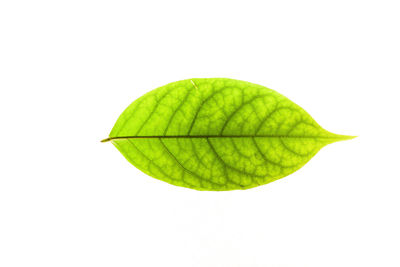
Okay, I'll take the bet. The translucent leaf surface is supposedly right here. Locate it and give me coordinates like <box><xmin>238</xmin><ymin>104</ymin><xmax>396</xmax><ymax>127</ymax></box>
<box><xmin>103</xmin><ymin>78</ymin><xmax>354</xmax><ymax>191</ymax></box>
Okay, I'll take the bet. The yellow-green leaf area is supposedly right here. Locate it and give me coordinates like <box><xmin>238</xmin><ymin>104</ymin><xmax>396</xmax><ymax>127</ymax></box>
<box><xmin>104</xmin><ymin>78</ymin><xmax>354</xmax><ymax>191</ymax></box>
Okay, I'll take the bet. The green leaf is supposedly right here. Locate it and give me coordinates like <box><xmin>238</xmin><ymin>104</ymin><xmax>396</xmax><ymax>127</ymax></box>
<box><xmin>102</xmin><ymin>78</ymin><xmax>354</xmax><ymax>191</ymax></box>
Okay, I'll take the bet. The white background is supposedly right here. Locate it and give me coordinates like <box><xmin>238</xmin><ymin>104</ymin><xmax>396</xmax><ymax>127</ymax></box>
<box><xmin>1</xmin><ymin>1</ymin><xmax>399</xmax><ymax>266</ymax></box>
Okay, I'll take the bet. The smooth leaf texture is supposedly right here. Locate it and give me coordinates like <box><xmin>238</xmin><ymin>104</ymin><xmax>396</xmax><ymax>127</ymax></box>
<box><xmin>103</xmin><ymin>78</ymin><xmax>354</xmax><ymax>191</ymax></box>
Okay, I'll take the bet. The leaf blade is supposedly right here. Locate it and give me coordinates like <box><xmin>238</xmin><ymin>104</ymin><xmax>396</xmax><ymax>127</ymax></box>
<box><xmin>105</xmin><ymin>78</ymin><xmax>353</xmax><ymax>190</ymax></box>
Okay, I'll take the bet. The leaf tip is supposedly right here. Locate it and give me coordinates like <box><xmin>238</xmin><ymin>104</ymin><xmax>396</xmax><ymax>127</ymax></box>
<box><xmin>333</xmin><ymin>134</ymin><xmax>357</xmax><ymax>141</ymax></box>
<box><xmin>342</xmin><ymin>135</ymin><xmax>357</xmax><ymax>140</ymax></box>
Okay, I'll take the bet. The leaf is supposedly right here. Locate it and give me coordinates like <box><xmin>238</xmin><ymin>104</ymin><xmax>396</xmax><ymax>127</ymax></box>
<box><xmin>102</xmin><ymin>78</ymin><xmax>354</xmax><ymax>191</ymax></box>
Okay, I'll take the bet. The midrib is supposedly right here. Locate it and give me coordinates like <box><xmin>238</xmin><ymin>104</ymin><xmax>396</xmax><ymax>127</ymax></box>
<box><xmin>101</xmin><ymin>134</ymin><xmax>354</xmax><ymax>143</ymax></box>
